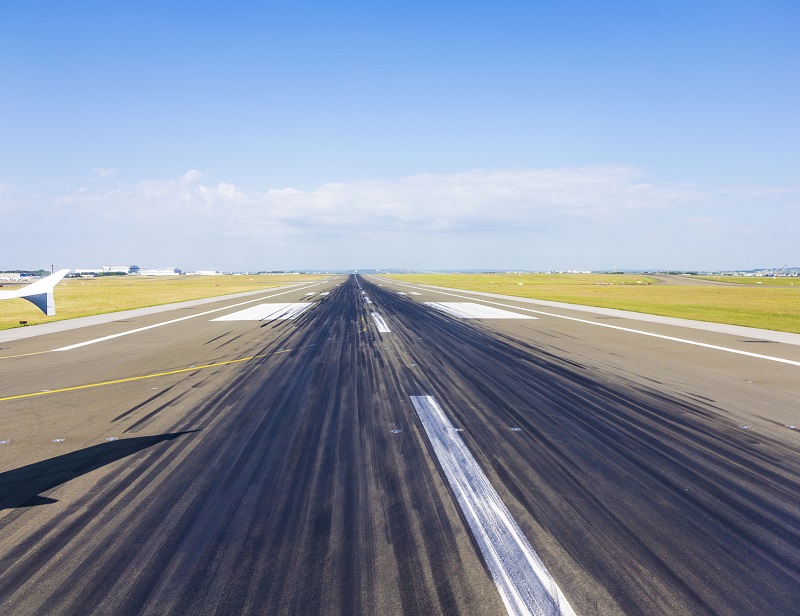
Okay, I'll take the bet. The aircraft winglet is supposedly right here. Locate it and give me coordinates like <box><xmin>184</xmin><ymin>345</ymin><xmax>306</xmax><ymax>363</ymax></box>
<box><xmin>0</xmin><ymin>269</ymin><xmax>70</xmax><ymax>316</ymax></box>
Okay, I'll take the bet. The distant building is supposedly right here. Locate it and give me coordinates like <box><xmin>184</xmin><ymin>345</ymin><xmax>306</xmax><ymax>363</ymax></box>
<box><xmin>137</xmin><ymin>268</ymin><xmax>181</xmax><ymax>276</ymax></box>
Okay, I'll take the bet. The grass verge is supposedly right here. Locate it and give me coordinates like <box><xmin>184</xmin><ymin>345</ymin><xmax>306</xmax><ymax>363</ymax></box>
<box><xmin>386</xmin><ymin>273</ymin><xmax>800</xmax><ymax>334</ymax></box>
<box><xmin>0</xmin><ymin>274</ymin><xmax>323</xmax><ymax>331</ymax></box>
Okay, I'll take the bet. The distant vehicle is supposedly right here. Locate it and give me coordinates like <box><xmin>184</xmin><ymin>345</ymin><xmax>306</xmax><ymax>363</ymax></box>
<box><xmin>0</xmin><ymin>269</ymin><xmax>70</xmax><ymax>316</ymax></box>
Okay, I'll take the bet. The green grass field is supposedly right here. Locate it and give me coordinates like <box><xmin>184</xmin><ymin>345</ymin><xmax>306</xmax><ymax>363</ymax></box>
<box><xmin>386</xmin><ymin>273</ymin><xmax>800</xmax><ymax>334</ymax></box>
<box><xmin>0</xmin><ymin>274</ymin><xmax>323</xmax><ymax>331</ymax></box>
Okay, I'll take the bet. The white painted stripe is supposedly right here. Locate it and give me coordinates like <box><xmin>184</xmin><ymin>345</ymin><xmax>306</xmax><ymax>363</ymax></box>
<box><xmin>409</xmin><ymin>292</ymin><xmax>422</xmax><ymax>295</ymax></box>
<box><xmin>211</xmin><ymin>302</ymin><xmax>313</xmax><ymax>321</ymax></box>
<box><xmin>411</xmin><ymin>396</ymin><xmax>575</xmax><ymax>616</ymax></box>
<box><xmin>386</xmin><ymin>280</ymin><xmax>800</xmax><ymax>368</ymax></box>
<box><xmin>371</xmin><ymin>312</ymin><xmax>390</xmax><ymax>333</ymax></box>
<box><xmin>53</xmin><ymin>284</ymin><xmax>321</xmax><ymax>351</ymax></box>
<box><xmin>397</xmin><ymin>292</ymin><xmax>407</xmax><ymax>295</ymax></box>
<box><xmin>529</xmin><ymin>314</ymin><xmax>800</xmax><ymax>367</ymax></box>
<box><xmin>304</xmin><ymin>292</ymin><xmax>316</xmax><ymax>296</ymax></box>
<box><xmin>426</xmin><ymin>302</ymin><xmax>538</xmax><ymax>320</ymax></box>
<box><xmin>320</xmin><ymin>292</ymin><xmax>330</xmax><ymax>296</ymax></box>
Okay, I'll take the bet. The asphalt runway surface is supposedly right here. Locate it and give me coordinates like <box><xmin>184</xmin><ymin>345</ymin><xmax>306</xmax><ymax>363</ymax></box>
<box><xmin>0</xmin><ymin>275</ymin><xmax>798</xmax><ymax>615</ymax></box>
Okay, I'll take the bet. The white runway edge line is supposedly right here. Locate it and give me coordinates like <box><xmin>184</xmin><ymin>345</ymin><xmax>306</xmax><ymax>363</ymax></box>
<box><xmin>53</xmin><ymin>283</ymin><xmax>323</xmax><ymax>351</ymax></box>
<box><xmin>385</xmin><ymin>279</ymin><xmax>800</xmax><ymax>368</ymax></box>
<box><xmin>411</xmin><ymin>396</ymin><xmax>576</xmax><ymax>616</ymax></box>
<box><xmin>371</xmin><ymin>312</ymin><xmax>391</xmax><ymax>333</ymax></box>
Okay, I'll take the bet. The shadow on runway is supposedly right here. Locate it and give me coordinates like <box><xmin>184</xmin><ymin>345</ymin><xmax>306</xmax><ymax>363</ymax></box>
<box><xmin>0</xmin><ymin>431</ymin><xmax>196</xmax><ymax>510</ymax></box>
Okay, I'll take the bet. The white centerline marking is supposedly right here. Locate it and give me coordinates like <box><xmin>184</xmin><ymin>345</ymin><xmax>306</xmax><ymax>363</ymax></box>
<box><xmin>53</xmin><ymin>283</ymin><xmax>321</xmax><ymax>351</ymax></box>
<box><xmin>371</xmin><ymin>312</ymin><xmax>391</xmax><ymax>333</ymax></box>
<box><xmin>411</xmin><ymin>396</ymin><xmax>575</xmax><ymax>616</ymax></box>
<box><xmin>385</xmin><ymin>279</ymin><xmax>800</xmax><ymax>368</ymax></box>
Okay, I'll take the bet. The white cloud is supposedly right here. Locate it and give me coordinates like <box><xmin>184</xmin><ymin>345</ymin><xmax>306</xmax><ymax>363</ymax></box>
<box><xmin>3</xmin><ymin>166</ymin><xmax>798</xmax><ymax>270</ymax></box>
<box><xmin>215</xmin><ymin>182</ymin><xmax>241</xmax><ymax>199</ymax></box>
<box><xmin>93</xmin><ymin>165</ymin><xmax>701</xmax><ymax>235</ymax></box>
<box><xmin>91</xmin><ymin>166</ymin><xmax>118</xmax><ymax>178</ymax></box>
<box><xmin>180</xmin><ymin>169</ymin><xmax>201</xmax><ymax>184</ymax></box>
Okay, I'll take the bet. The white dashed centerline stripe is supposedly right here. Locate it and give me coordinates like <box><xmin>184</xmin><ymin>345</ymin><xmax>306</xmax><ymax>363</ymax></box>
<box><xmin>411</xmin><ymin>396</ymin><xmax>575</xmax><ymax>616</ymax></box>
<box><xmin>53</xmin><ymin>283</ymin><xmax>322</xmax><ymax>351</ymax></box>
<box><xmin>371</xmin><ymin>312</ymin><xmax>391</xmax><ymax>333</ymax></box>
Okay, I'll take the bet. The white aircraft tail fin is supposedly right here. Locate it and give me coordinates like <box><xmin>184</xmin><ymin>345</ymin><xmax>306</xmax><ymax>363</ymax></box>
<box><xmin>0</xmin><ymin>269</ymin><xmax>70</xmax><ymax>316</ymax></box>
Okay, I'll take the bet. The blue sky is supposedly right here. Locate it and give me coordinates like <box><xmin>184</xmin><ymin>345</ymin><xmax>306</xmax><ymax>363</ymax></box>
<box><xmin>1</xmin><ymin>1</ymin><xmax>798</xmax><ymax>271</ymax></box>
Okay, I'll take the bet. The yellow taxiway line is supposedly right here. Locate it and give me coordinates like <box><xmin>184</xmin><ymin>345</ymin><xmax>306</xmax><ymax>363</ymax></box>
<box><xmin>0</xmin><ymin>350</ymin><xmax>51</xmax><ymax>361</ymax></box>
<box><xmin>0</xmin><ymin>351</ymin><xmax>290</xmax><ymax>403</ymax></box>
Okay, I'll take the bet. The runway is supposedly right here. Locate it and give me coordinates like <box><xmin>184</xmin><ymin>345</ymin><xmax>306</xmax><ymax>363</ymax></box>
<box><xmin>1</xmin><ymin>275</ymin><xmax>798</xmax><ymax>615</ymax></box>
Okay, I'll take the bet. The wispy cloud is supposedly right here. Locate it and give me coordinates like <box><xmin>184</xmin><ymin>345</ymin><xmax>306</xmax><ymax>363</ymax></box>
<box><xmin>49</xmin><ymin>166</ymin><xmax>708</xmax><ymax>235</ymax></box>
<box><xmin>2</xmin><ymin>166</ymin><xmax>797</xmax><ymax>270</ymax></box>
<box><xmin>91</xmin><ymin>166</ymin><xmax>119</xmax><ymax>179</ymax></box>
